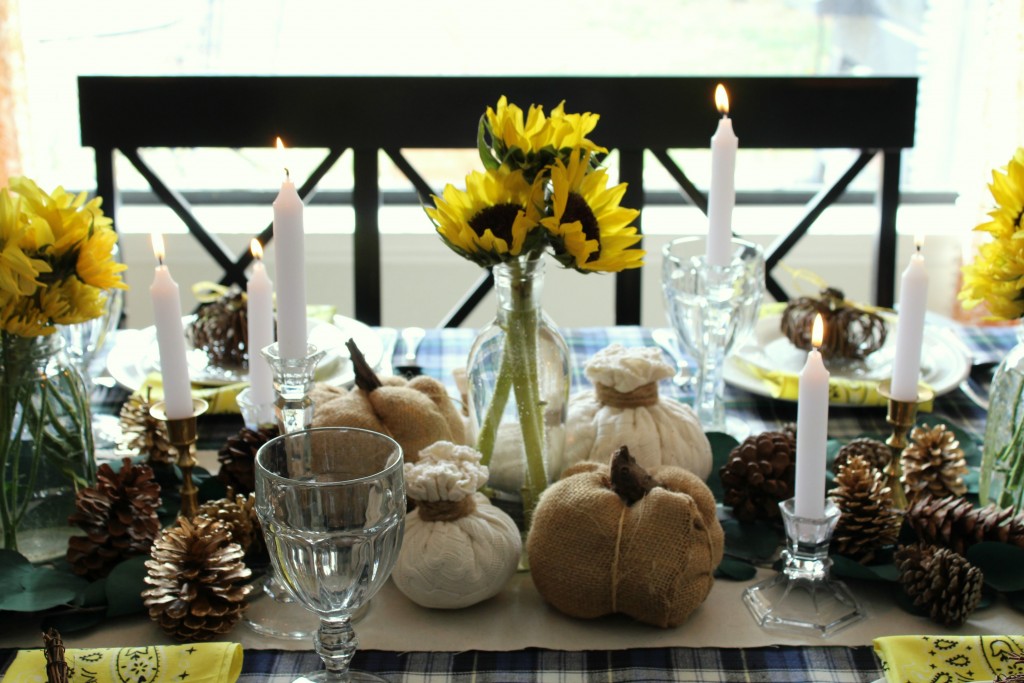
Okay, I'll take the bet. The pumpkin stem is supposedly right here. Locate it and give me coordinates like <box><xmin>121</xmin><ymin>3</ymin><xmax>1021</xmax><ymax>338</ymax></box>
<box><xmin>610</xmin><ymin>446</ymin><xmax>657</xmax><ymax>506</ymax></box>
<box><xmin>346</xmin><ymin>338</ymin><xmax>382</xmax><ymax>392</ymax></box>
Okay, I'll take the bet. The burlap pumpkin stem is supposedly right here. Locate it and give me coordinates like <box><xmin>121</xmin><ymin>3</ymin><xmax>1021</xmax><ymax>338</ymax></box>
<box><xmin>217</xmin><ymin>425</ymin><xmax>279</xmax><ymax>496</ymax></box>
<box><xmin>894</xmin><ymin>542</ymin><xmax>983</xmax><ymax>627</ymax></box>
<box><xmin>780</xmin><ymin>287</ymin><xmax>888</xmax><ymax>360</ymax></box>
<box><xmin>719</xmin><ymin>430</ymin><xmax>796</xmax><ymax>522</ymax></box>
<box><xmin>66</xmin><ymin>457</ymin><xmax>162</xmax><ymax>580</ymax></box>
<box><xmin>833</xmin><ymin>437</ymin><xmax>891</xmax><ymax>474</ymax></box>
<box><xmin>831</xmin><ymin>455</ymin><xmax>902</xmax><ymax>563</ymax></box>
<box><xmin>347</xmin><ymin>338</ymin><xmax>382</xmax><ymax>391</ymax></box>
<box><xmin>610</xmin><ymin>446</ymin><xmax>658</xmax><ymax>504</ymax></box>
<box><xmin>900</xmin><ymin>423</ymin><xmax>968</xmax><ymax>499</ymax></box>
<box><xmin>119</xmin><ymin>391</ymin><xmax>173</xmax><ymax>465</ymax></box>
<box><xmin>906</xmin><ymin>493</ymin><xmax>1024</xmax><ymax>554</ymax></box>
<box><xmin>186</xmin><ymin>287</ymin><xmax>248</xmax><ymax>368</ymax></box>
<box><xmin>143</xmin><ymin>516</ymin><xmax>252</xmax><ymax>642</ymax></box>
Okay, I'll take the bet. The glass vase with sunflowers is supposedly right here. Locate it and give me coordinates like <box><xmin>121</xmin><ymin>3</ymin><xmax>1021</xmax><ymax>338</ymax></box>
<box><xmin>427</xmin><ymin>97</ymin><xmax>644</xmax><ymax>527</ymax></box>
<box><xmin>0</xmin><ymin>177</ymin><xmax>127</xmax><ymax>559</ymax></box>
<box><xmin>960</xmin><ymin>148</ymin><xmax>1024</xmax><ymax>514</ymax></box>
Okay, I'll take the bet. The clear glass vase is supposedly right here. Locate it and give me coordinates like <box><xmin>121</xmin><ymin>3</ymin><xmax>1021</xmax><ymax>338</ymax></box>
<box><xmin>980</xmin><ymin>324</ymin><xmax>1024</xmax><ymax>512</ymax></box>
<box><xmin>466</xmin><ymin>256</ymin><xmax>571</xmax><ymax>528</ymax></box>
<box><xmin>0</xmin><ymin>332</ymin><xmax>96</xmax><ymax>561</ymax></box>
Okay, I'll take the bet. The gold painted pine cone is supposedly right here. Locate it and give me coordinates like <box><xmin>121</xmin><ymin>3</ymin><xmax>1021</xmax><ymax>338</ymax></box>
<box><xmin>833</xmin><ymin>437</ymin><xmax>891</xmax><ymax>474</ymax></box>
<box><xmin>894</xmin><ymin>542</ymin><xmax>983</xmax><ymax>627</ymax></box>
<box><xmin>142</xmin><ymin>517</ymin><xmax>253</xmax><ymax>642</ymax></box>
<box><xmin>119</xmin><ymin>393</ymin><xmax>173</xmax><ymax>464</ymax></box>
<box><xmin>900</xmin><ymin>423</ymin><xmax>968</xmax><ymax>499</ymax></box>
<box><xmin>831</xmin><ymin>455</ymin><xmax>902</xmax><ymax>563</ymax></box>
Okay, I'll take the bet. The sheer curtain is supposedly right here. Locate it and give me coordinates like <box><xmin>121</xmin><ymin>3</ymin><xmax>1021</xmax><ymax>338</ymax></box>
<box><xmin>0</xmin><ymin>0</ymin><xmax>25</xmax><ymax>185</ymax></box>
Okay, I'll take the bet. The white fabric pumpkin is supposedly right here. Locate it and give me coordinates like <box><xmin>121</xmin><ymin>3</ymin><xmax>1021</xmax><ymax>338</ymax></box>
<box><xmin>557</xmin><ymin>344</ymin><xmax>712</xmax><ymax>479</ymax></box>
<box><xmin>393</xmin><ymin>441</ymin><xmax>521</xmax><ymax>609</ymax></box>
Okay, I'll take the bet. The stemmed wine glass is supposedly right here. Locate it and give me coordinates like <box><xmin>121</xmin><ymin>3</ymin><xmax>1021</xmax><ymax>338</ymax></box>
<box><xmin>256</xmin><ymin>427</ymin><xmax>406</xmax><ymax>682</ymax></box>
<box><xmin>662</xmin><ymin>236</ymin><xmax>764</xmax><ymax>439</ymax></box>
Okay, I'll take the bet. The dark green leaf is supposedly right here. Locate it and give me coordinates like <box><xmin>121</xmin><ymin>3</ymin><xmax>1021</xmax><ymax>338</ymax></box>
<box><xmin>706</xmin><ymin>431</ymin><xmax>739</xmax><ymax>503</ymax></box>
<box><xmin>721</xmin><ymin>517</ymin><xmax>783</xmax><ymax>563</ymax></box>
<box><xmin>74</xmin><ymin>578</ymin><xmax>108</xmax><ymax>608</ymax></box>
<box><xmin>830</xmin><ymin>554</ymin><xmax>899</xmax><ymax>582</ymax></box>
<box><xmin>1006</xmin><ymin>589</ymin><xmax>1024</xmax><ymax>613</ymax></box>
<box><xmin>198</xmin><ymin>474</ymin><xmax>227</xmax><ymax>503</ymax></box>
<box><xmin>105</xmin><ymin>555</ymin><xmax>149</xmax><ymax>617</ymax></box>
<box><xmin>42</xmin><ymin>607</ymin><xmax>106</xmax><ymax>633</ymax></box>
<box><xmin>966</xmin><ymin>542</ymin><xmax>1024</xmax><ymax>592</ymax></box>
<box><xmin>477</xmin><ymin>115</ymin><xmax>500</xmax><ymax>171</ymax></box>
<box><xmin>715</xmin><ymin>557</ymin><xmax>757</xmax><ymax>581</ymax></box>
<box><xmin>0</xmin><ymin>565</ymin><xmax>88</xmax><ymax>612</ymax></box>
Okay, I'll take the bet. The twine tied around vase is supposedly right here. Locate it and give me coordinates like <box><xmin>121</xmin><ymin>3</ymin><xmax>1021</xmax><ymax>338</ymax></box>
<box><xmin>595</xmin><ymin>381</ymin><xmax>660</xmax><ymax>408</ymax></box>
<box><xmin>415</xmin><ymin>496</ymin><xmax>478</xmax><ymax>523</ymax></box>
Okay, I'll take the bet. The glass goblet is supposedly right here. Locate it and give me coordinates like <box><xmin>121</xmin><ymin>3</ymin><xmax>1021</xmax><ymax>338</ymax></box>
<box><xmin>256</xmin><ymin>427</ymin><xmax>406</xmax><ymax>683</ymax></box>
<box><xmin>662</xmin><ymin>236</ymin><xmax>764</xmax><ymax>439</ymax></box>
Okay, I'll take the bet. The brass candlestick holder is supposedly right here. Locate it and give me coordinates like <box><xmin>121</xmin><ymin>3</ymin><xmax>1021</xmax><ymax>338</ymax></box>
<box><xmin>876</xmin><ymin>380</ymin><xmax>933</xmax><ymax>510</ymax></box>
<box><xmin>150</xmin><ymin>398</ymin><xmax>209</xmax><ymax>519</ymax></box>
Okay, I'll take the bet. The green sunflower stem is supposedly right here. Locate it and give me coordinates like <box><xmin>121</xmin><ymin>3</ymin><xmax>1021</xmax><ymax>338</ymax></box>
<box><xmin>476</xmin><ymin>355</ymin><xmax>512</xmax><ymax>468</ymax></box>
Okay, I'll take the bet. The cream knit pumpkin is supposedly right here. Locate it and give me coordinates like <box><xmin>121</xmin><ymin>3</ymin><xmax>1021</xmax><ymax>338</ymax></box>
<box><xmin>557</xmin><ymin>345</ymin><xmax>712</xmax><ymax>479</ymax></box>
<box><xmin>392</xmin><ymin>441</ymin><xmax>521</xmax><ymax>609</ymax></box>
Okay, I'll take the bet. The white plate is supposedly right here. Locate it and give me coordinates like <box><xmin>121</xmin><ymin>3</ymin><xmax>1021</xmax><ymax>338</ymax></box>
<box><xmin>724</xmin><ymin>310</ymin><xmax>971</xmax><ymax>406</ymax></box>
<box><xmin>107</xmin><ymin>315</ymin><xmax>384</xmax><ymax>391</ymax></box>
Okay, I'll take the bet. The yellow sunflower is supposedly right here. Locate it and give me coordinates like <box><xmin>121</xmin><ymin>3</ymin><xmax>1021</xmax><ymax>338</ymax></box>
<box><xmin>540</xmin><ymin>152</ymin><xmax>644</xmax><ymax>273</ymax></box>
<box><xmin>959</xmin><ymin>148</ymin><xmax>1024</xmax><ymax>319</ymax></box>
<box><xmin>484</xmin><ymin>96</ymin><xmax>550</xmax><ymax>157</ymax></box>
<box><xmin>427</xmin><ymin>168</ymin><xmax>544</xmax><ymax>267</ymax></box>
<box><xmin>545</xmin><ymin>100</ymin><xmax>608</xmax><ymax>158</ymax></box>
<box><xmin>0</xmin><ymin>188</ymin><xmax>50</xmax><ymax>297</ymax></box>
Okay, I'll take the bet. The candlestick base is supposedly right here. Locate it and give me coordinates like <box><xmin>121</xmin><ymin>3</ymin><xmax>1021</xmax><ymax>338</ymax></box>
<box><xmin>235</xmin><ymin>387</ymin><xmax>276</xmax><ymax>430</ymax></box>
<box><xmin>261</xmin><ymin>342</ymin><xmax>325</xmax><ymax>434</ymax></box>
<box><xmin>150</xmin><ymin>398</ymin><xmax>209</xmax><ymax>519</ymax></box>
<box><xmin>742</xmin><ymin>498</ymin><xmax>866</xmax><ymax>637</ymax></box>
<box><xmin>876</xmin><ymin>381</ymin><xmax>934</xmax><ymax>510</ymax></box>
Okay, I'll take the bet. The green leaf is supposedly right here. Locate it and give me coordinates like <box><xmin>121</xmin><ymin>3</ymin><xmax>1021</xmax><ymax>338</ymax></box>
<box><xmin>1006</xmin><ymin>589</ymin><xmax>1024</xmax><ymax>613</ymax></box>
<box><xmin>716</xmin><ymin>557</ymin><xmax>757</xmax><ymax>581</ymax></box>
<box><xmin>105</xmin><ymin>555</ymin><xmax>150</xmax><ymax>617</ymax></box>
<box><xmin>42</xmin><ymin>607</ymin><xmax>107</xmax><ymax>633</ymax></box>
<box><xmin>706</xmin><ymin>431</ymin><xmax>739</xmax><ymax>503</ymax></box>
<box><xmin>477</xmin><ymin>115</ymin><xmax>500</xmax><ymax>171</ymax></box>
<box><xmin>0</xmin><ymin>564</ymin><xmax>88</xmax><ymax>612</ymax></box>
<box><xmin>74</xmin><ymin>578</ymin><xmax>108</xmax><ymax>608</ymax></box>
<box><xmin>830</xmin><ymin>554</ymin><xmax>899</xmax><ymax>582</ymax></box>
<box><xmin>825</xmin><ymin>438</ymin><xmax>843</xmax><ymax>487</ymax></box>
<box><xmin>720</xmin><ymin>517</ymin><xmax>783</xmax><ymax>563</ymax></box>
<box><xmin>966</xmin><ymin>542</ymin><xmax>1024</xmax><ymax>592</ymax></box>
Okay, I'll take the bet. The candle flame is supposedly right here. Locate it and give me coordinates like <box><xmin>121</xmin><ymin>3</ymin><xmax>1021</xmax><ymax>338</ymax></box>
<box><xmin>715</xmin><ymin>84</ymin><xmax>730</xmax><ymax>115</ymax></box>
<box><xmin>812</xmin><ymin>313</ymin><xmax>825</xmax><ymax>349</ymax></box>
<box><xmin>275</xmin><ymin>136</ymin><xmax>285</xmax><ymax>151</ymax></box>
<box><xmin>914</xmin><ymin>234</ymin><xmax>925</xmax><ymax>252</ymax></box>
<box><xmin>275</xmin><ymin>137</ymin><xmax>290</xmax><ymax>180</ymax></box>
<box><xmin>250</xmin><ymin>238</ymin><xmax>264</xmax><ymax>260</ymax></box>
<box><xmin>151</xmin><ymin>233</ymin><xmax>166</xmax><ymax>265</ymax></box>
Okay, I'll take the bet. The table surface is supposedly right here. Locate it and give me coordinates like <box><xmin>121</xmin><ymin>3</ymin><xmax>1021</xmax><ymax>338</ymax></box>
<box><xmin>1</xmin><ymin>322</ymin><xmax>1018</xmax><ymax>682</ymax></box>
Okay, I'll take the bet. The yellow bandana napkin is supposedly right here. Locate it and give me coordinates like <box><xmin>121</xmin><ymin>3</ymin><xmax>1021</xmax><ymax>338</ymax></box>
<box><xmin>873</xmin><ymin>635</ymin><xmax>1024</xmax><ymax>683</ymax></box>
<box><xmin>139</xmin><ymin>373</ymin><xmax>248</xmax><ymax>415</ymax></box>
<box><xmin>3</xmin><ymin>641</ymin><xmax>243</xmax><ymax>682</ymax></box>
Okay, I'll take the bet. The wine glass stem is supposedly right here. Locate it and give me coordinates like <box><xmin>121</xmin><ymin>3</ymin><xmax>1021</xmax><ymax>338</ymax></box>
<box><xmin>695</xmin><ymin>327</ymin><xmax>728</xmax><ymax>431</ymax></box>
<box><xmin>316</xmin><ymin>617</ymin><xmax>357</xmax><ymax>680</ymax></box>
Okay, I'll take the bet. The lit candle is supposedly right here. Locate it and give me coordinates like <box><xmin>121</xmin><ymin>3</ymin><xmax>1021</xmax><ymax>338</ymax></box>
<box><xmin>149</xmin><ymin>233</ymin><xmax>193</xmax><ymax>420</ymax></box>
<box><xmin>707</xmin><ymin>83</ymin><xmax>737</xmax><ymax>267</ymax></box>
<box><xmin>794</xmin><ymin>313</ymin><xmax>830</xmax><ymax>520</ymax></box>
<box><xmin>890</xmin><ymin>237</ymin><xmax>930</xmax><ymax>401</ymax></box>
<box><xmin>273</xmin><ymin>137</ymin><xmax>308</xmax><ymax>360</ymax></box>
<box><xmin>246</xmin><ymin>238</ymin><xmax>275</xmax><ymax>406</ymax></box>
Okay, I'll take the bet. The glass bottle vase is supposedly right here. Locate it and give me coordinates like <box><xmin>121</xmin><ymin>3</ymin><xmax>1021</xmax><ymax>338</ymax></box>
<box><xmin>466</xmin><ymin>256</ymin><xmax>571</xmax><ymax>528</ymax></box>
<box><xmin>0</xmin><ymin>332</ymin><xmax>96</xmax><ymax>561</ymax></box>
<box><xmin>980</xmin><ymin>324</ymin><xmax>1024</xmax><ymax>512</ymax></box>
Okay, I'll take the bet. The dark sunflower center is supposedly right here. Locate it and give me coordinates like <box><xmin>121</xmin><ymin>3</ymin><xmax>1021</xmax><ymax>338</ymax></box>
<box><xmin>1016</xmin><ymin>207</ymin><xmax>1023</xmax><ymax>229</ymax></box>
<box><xmin>468</xmin><ymin>203</ymin><xmax>522</xmax><ymax>242</ymax></box>
<box><xmin>563</xmin><ymin>192</ymin><xmax>600</xmax><ymax>261</ymax></box>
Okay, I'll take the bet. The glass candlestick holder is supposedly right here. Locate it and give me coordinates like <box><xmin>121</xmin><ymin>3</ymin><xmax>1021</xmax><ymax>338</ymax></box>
<box><xmin>245</xmin><ymin>341</ymin><xmax>325</xmax><ymax>640</ymax></box>
<box><xmin>876</xmin><ymin>380</ymin><xmax>933</xmax><ymax>510</ymax></box>
<box><xmin>235</xmin><ymin>386</ymin><xmax>276</xmax><ymax>430</ymax></box>
<box><xmin>742</xmin><ymin>497</ymin><xmax>866</xmax><ymax>637</ymax></box>
<box><xmin>149</xmin><ymin>398</ymin><xmax>209</xmax><ymax>519</ymax></box>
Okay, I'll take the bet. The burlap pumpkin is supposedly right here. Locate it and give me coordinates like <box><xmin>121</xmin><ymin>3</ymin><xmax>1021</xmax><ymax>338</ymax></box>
<box><xmin>311</xmin><ymin>341</ymin><xmax>465</xmax><ymax>462</ymax></box>
<box><xmin>393</xmin><ymin>441</ymin><xmax>521</xmax><ymax>609</ymax></box>
<box><xmin>558</xmin><ymin>345</ymin><xmax>712</xmax><ymax>480</ymax></box>
<box><xmin>527</xmin><ymin>447</ymin><xmax>723</xmax><ymax>628</ymax></box>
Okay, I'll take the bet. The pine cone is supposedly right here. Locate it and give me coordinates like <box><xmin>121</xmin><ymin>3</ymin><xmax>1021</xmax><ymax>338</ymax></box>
<box><xmin>831</xmin><ymin>455</ymin><xmax>903</xmax><ymax>563</ymax></box>
<box><xmin>196</xmin><ymin>491</ymin><xmax>262</xmax><ymax>557</ymax></box>
<box><xmin>901</xmin><ymin>424</ymin><xmax>968</xmax><ymax>499</ymax></box>
<box><xmin>895</xmin><ymin>542</ymin><xmax>984</xmax><ymax>627</ymax></box>
<box><xmin>67</xmin><ymin>458</ymin><xmax>162</xmax><ymax>580</ymax></box>
<box><xmin>217</xmin><ymin>426</ymin><xmax>279</xmax><ymax>496</ymax></box>
<box><xmin>833</xmin><ymin>437</ymin><xmax>891</xmax><ymax>474</ymax></box>
<box><xmin>187</xmin><ymin>287</ymin><xmax>249</xmax><ymax>368</ymax></box>
<box><xmin>143</xmin><ymin>517</ymin><xmax>253</xmax><ymax>642</ymax></box>
<box><xmin>720</xmin><ymin>430</ymin><xmax>796</xmax><ymax>522</ymax></box>
<box><xmin>906</xmin><ymin>494</ymin><xmax>1024</xmax><ymax>554</ymax></box>
<box><xmin>118</xmin><ymin>393</ymin><xmax>173</xmax><ymax>465</ymax></box>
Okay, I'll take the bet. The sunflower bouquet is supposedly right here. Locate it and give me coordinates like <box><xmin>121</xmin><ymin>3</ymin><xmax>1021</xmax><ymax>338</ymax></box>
<box><xmin>427</xmin><ymin>97</ymin><xmax>643</xmax><ymax>520</ymax></box>
<box><xmin>0</xmin><ymin>176</ymin><xmax>127</xmax><ymax>551</ymax></box>
<box><xmin>960</xmin><ymin>148</ymin><xmax>1024</xmax><ymax>513</ymax></box>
